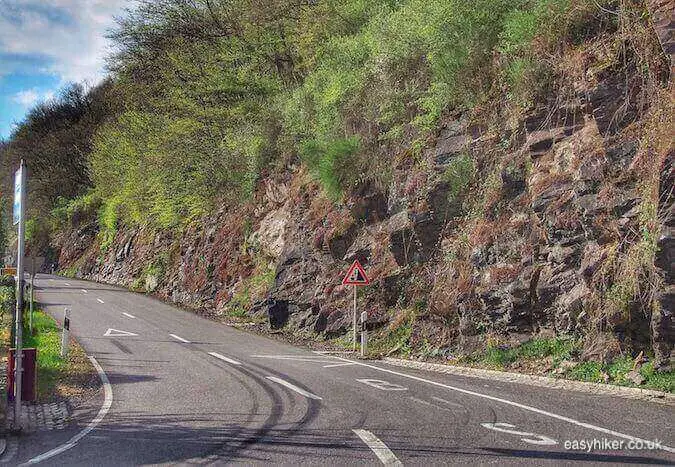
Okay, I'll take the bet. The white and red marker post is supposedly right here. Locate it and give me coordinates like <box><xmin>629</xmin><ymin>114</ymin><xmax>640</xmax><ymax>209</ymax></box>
<box><xmin>342</xmin><ymin>259</ymin><xmax>370</xmax><ymax>352</ymax></box>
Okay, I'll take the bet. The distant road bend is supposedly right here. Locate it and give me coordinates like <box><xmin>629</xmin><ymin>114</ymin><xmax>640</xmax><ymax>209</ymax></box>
<box><xmin>16</xmin><ymin>274</ymin><xmax>675</xmax><ymax>465</ymax></box>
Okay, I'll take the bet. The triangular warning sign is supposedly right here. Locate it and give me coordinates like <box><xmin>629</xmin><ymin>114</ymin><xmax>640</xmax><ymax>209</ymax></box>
<box><xmin>104</xmin><ymin>328</ymin><xmax>138</xmax><ymax>337</ymax></box>
<box><xmin>342</xmin><ymin>260</ymin><xmax>370</xmax><ymax>286</ymax></box>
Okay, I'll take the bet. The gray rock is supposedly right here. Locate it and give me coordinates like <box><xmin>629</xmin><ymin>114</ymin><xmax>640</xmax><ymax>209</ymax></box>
<box><xmin>625</xmin><ymin>369</ymin><xmax>645</xmax><ymax>385</ymax></box>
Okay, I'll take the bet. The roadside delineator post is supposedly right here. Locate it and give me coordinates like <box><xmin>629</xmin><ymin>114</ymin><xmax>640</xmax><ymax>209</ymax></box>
<box><xmin>341</xmin><ymin>260</ymin><xmax>370</xmax><ymax>352</ymax></box>
<box><xmin>360</xmin><ymin>311</ymin><xmax>368</xmax><ymax>357</ymax></box>
<box><xmin>61</xmin><ymin>308</ymin><xmax>71</xmax><ymax>358</ymax></box>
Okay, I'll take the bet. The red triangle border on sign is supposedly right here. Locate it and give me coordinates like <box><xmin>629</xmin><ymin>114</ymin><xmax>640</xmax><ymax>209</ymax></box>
<box><xmin>342</xmin><ymin>259</ymin><xmax>370</xmax><ymax>286</ymax></box>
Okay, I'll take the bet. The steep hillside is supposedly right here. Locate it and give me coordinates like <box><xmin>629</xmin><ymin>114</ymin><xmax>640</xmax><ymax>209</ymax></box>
<box><xmin>2</xmin><ymin>0</ymin><xmax>673</xmax><ymax>384</ymax></box>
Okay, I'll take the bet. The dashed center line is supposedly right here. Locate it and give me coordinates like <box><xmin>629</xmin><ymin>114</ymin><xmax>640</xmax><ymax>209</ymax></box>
<box><xmin>169</xmin><ymin>334</ymin><xmax>190</xmax><ymax>343</ymax></box>
<box><xmin>323</xmin><ymin>362</ymin><xmax>356</xmax><ymax>368</ymax></box>
<box><xmin>252</xmin><ymin>354</ymin><xmax>336</xmax><ymax>362</ymax></box>
<box><xmin>122</xmin><ymin>312</ymin><xmax>135</xmax><ymax>319</ymax></box>
<box><xmin>208</xmin><ymin>352</ymin><xmax>241</xmax><ymax>365</ymax></box>
<box><xmin>353</xmin><ymin>429</ymin><xmax>402</xmax><ymax>465</ymax></box>
<box><xmin>266</xmin><ymin>376</ymin><xmax>322</xmax><ymax>400</ymax></box>
<box><xmin>97</xmin><ymin>298</ymin><xmax>105</xmax><ymax>304</ymax></box>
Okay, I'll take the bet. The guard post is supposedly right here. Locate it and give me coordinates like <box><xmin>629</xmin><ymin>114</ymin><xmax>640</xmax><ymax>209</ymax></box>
<box><xmin>360</xmin><ymin>311</ymin><xmax>368</xmax><ymax>357</ymax></box>
<box><xmin>61</xmin><ymin>308</ymin><xmax>71</xmax><ymax>358</ymax></box>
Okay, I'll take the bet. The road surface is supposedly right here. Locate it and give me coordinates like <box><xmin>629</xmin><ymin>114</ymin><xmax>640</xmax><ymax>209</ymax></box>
<box><xmin>11</xmin><ymin>274</ymin><xmax>675</xmax><ymax>465</ymax></box>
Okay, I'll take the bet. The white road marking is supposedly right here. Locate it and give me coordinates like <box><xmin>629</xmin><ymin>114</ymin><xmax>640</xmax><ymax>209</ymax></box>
<box><xmin>103</xmin><ymin>328</ymin><xmax>137</xmax><ymax>337</ymax></box>
<box><xmin>169</xmin><ymin>333</ymin><xmax>190</xmax><ymax>343</ymax></box>
<box><xmin>266</xmin><ymin>376</ymin><xmax>322</xmax><ymax>400</ymax></box>
<box><xmin>481</xmin><ymin>422</ymin><xmax>557</xmax><ymax>446</ymax></box>
<box><xmin>208</xmin><ymin>352</ymin><xmax>242</xmax><ymax>365</ymax></box>
<box><xmin>409</xmin><ymin>396</ymin><xmax>454</xmax><ymax>413</ymax></box>
<box><xmin>22</xmin><ymin>356</ymin><xmax>112</xmax><ymax>465</ymax></box>
<box><xmin>323</xmin><ymin>362</ymin><xmax>356</xmax><ymax>368</ymax></box>
<box><xmin>357</xmin><ymin>379</ymin><xmax>408</xmax><ymax>391</ymax></box>
<box><xmin>352</xmin><ymin>429</ymin><xmax>402</xmax><ymax>466</ymax></box>
<box><xmin>252</xmin><ymin>354</ymin><xmax>336</xmax><ymax>362</ymax></box>
<box><xmin>97</xmin><ymin>298</ymin><xmax>105</xmax><ymax>304</ymax></box>
<box><xmin>63</xmin><ymin>282</ymin><xmax>71</xmax><ymax>286</ymax></box>
<box><xmin>409</xmin><ymin>396</ymin><xmax>434</xmax><ymax>406</ymax></box>
<box><xmin>431</xmin><ymin>396</ymin><xmax>467</xmax><ymax>410</ymax></box>
<box><xmin>81</xmin><ymin>289</ymin><xmax>88</xmax><ymax>293</ymax></box>
<box><xmin>331</xmin><ymin>356</ymin><xmax>675</xmax><ymax>454</ymax></box>
<box><xmin>122</xmin><ymin>312</ymin><xmax>135</xmax><ymax>318</ymax></box>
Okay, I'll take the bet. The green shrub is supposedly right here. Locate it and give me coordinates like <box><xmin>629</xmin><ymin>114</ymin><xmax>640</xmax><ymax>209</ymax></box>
<box><xmin>0</xmin><ymin>283</ymin><xmax>14</xmax><ymax>317</ymax></box>
<box><xmin>98</xmin><ymin>196</ymin><xmax>121</xmax><ymax>251</ymax></box>
<box><xmin>567</xmin><ymin>361</ymin><xmax>604</xmax><ymax>382</ymax></box>
<box><xmin>443</xmin><ymin>153</ymin><xmax>475</xmax><ymax>199</ymax></box>
<box><xmin>300</xmin><ymin>137</ymin><xmax>361</xmax><ymax>200</ymax></box>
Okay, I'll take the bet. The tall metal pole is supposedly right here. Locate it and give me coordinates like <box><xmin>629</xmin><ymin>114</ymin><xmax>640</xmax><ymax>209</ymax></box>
<box><xmin>14</xmin><ymin>159</ymin><xmax>26</xmax><ymax>431</ymax></box>
<box><xmin>29</xmin><ymin>259</ymin><xmax>34</xmax><ymax>334</ymax></box>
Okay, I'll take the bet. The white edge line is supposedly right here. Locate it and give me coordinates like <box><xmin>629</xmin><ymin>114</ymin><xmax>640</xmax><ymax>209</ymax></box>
<box><xmin>23</xmin><ymin>356</ymin><xmax>112</xmax><ymax>465</ymax></box>
<box><xmin>266</xmin><ymin>376</ymin><xmax>322</xmax><ymax>400</ymax></box>
<box><xmin>352</xmin><ymin>429</ymin><xmax>402</xmax><ymax>466</ymax></box>
<box><xmin>208</xmin><ymin>352</ymin><xmax>241</xmax><ymax>365</ymax></box>
<box><xmin>96</xmin><ymin>298</ymin><xmax>105</xmax><ymax>304</ymax></box>
<box><xmin>333</xmin><ymin>356</ymin><xmax>675</xmax><ymax>454</ymax></box>
<box><xmin>169</xmin><ymin>333</ymin><xmax>190</xmax><ymax>343</ymax></box>
<box><xmin>122</xmin><ymin>312</ymin><xmax>135</xmax><ymax>319</ymax></box>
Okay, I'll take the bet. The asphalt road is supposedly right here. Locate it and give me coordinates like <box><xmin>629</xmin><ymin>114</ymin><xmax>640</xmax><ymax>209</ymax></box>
<box><xmin>11</xmin><ymin>274</ymin><xmax>675</xmax><ymax>465</ymax></box>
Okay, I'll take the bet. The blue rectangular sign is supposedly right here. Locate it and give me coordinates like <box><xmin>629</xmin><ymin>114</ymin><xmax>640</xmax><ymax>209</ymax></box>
<box><xmin>13</xmin><ymin>166</ymin><xmax>22</xmax><ymax>225</ymax></box>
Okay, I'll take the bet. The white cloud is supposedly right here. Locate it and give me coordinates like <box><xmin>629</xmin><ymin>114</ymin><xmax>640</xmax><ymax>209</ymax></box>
<box><xmin>0</xmin><ymin>0</ymin><xmax>132</xmax><ymax>84</ymax></box>
<box><xmin>12</xmin><ymin>88</ymin><xmax>56</xmax><ymax>107</ymax></box>
<box><xmin>13</xmin><ymin>88</ymin><xmax>39</xmax><ymax>106</ymax></box>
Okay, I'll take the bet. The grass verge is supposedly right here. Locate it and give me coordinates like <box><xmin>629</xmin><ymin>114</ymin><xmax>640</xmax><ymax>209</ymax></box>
<box><xmin>22</xmin><ymin>308</ymin><xmax>99</xmax><ymax>402</ymax></box>
<box><xmin>459</xmin><ymin>337</ymin><xmax>674</xmax><ymax>393</ymax></box>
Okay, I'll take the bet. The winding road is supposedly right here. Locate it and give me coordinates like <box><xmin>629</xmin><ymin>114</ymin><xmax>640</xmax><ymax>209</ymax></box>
<box><xmin>11</xmin><ymin>274</ymin><xmax>675</xmax><ymax>465</ymax></box>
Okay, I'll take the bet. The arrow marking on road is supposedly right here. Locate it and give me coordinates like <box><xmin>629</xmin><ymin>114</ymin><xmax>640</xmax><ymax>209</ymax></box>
<box><xmin>266</xmin><ymin>376</ymin><xmax>322</xmax><ymax>400</ymax></box>
<box><xmin>103</xmin><ymin>328</ymin><xmax>137</xmax><ymax>337</ymax></box>
<box><xmin>208</xmin><ymin>352</ymin><xmax>241</xmax><ymax>365</ymax></box>
<box><xmin>122</xmin><ymin>312</ymin><xmax>135</xmax><ymax>319</ymax></box>
<box><xmin>353</xmin><ymin>429</ymin><xmax>402</xmax><ymax>466</ymax></box>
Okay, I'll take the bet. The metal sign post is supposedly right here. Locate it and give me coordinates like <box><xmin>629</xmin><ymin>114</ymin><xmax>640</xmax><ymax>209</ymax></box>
<box><xmin>12</xmin><ymin>160</ymin><xmax>26</xmax><ymax>431</ymax></box>
<box><xmin>353</xmin><ymin>287</ymin><xmax>357</xmax><ymax>351</ymax></box>
<box><xmin>342</xmin><ymin>260</ymin><xmax>370</xmax><ymax>353</ymax></box>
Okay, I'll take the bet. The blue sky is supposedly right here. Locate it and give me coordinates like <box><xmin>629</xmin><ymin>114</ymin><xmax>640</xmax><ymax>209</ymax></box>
<box><xmin>0</xmin><ymin>0</ymin><xmax>132</xmax><ymax>140</ymax></box>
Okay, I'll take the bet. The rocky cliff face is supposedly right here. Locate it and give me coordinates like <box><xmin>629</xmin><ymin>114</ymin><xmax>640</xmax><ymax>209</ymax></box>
<box><xmin>55</xmin><ymin>6</ymin><xmax>674</xmax><ymax>369</ymax></box>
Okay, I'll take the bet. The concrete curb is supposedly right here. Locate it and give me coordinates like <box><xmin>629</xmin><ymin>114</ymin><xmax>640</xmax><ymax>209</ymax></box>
<box><xmin>383</xmin><ymin>357</ymin><xmax>675</xmax><ymax>405</ymax></box>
